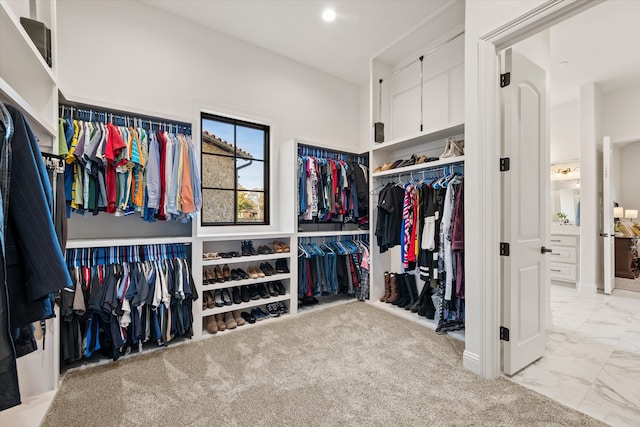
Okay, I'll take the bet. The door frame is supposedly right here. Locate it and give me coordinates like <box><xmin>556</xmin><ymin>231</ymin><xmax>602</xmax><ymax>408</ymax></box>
<box><xmin>472</xmin><ymin>0</ymin><xmax>602</xmax><ymax>379</ymax></box>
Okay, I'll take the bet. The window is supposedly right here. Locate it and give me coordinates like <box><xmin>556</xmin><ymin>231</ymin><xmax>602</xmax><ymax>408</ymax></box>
<box><xmin>201</xmin><ymin>113</ymin><xmax>269</xmax><ymax>225</ymax></box>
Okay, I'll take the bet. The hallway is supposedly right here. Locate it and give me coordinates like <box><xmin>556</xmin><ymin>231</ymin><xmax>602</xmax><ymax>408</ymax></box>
<box><xmin>509</xmin><ymin>285</ymin><xmax>640</xmax><ymax>426</ymax></box>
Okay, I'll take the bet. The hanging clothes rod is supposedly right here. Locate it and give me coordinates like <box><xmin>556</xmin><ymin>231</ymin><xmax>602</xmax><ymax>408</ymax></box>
<box><xmin>298</xmin><ymin>144</ymin><xmax>368</xmax><ymax>162</ymax></box>
<box><xmin>379</xmin><ymin>31</ymin><xmax>465</xmax><ymax>83</ymax></box>
<box><xmin>58</xmin><ymin>100</ymin><xmax>192</xmax><ymax>134</ymax></box>
<box><xmin>41</xmin><ymin>152</ymin><xmax>65</xmax><ymax>160</ymax></box>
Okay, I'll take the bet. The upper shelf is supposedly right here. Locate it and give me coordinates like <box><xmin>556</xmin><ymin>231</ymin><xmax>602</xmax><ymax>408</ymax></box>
<box><xmin>0</xmin><ymin>0</ymin><xmax>55</xmax><ymax>83</ymax></box>
<box><xmin>372</xmin><ymin>155</ymin><xmax>464</xmax><ymax>178</ymax></box>
<box><xmin>0</xmin><ymin>77</ymin><xmax>56</xmax><ymax>136</ymax></box>
<box><xmin>372</xmin><ymin>122</ymin><xmax>464</xmax><ymax>153</ymax></box>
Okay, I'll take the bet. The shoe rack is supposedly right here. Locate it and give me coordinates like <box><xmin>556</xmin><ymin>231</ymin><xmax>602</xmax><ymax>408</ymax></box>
<box><xmin>195</xmin><ymin>234</ymin><xmax>297</xmax><ymax>337</ymax></box>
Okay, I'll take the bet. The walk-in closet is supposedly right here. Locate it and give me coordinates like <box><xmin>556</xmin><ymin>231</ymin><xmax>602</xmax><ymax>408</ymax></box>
<box><xmin>5</xmin><ymin>0</ymin><xmax>638</xmax><ymax>426</ymax></box>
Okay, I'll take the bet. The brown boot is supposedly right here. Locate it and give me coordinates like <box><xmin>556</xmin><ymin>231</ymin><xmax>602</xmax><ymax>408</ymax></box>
<box><xmin>215</xmin><ymin>313</ymin><xmax>226</xmax><ymax>331</ymax></box>
<box><xmin>205</xmin><ymin>315</ymin><xmax>218</xmax><ymax>334</ymax></box>
<box><xmin>386</xmin><ymin>273</ymin><xmax>398</xmax><ymax>303</ymax></box>
<box><xmin>380</xmin><ymin>272</ymin><xmax>391</xmax><ymax>302</ymax></box>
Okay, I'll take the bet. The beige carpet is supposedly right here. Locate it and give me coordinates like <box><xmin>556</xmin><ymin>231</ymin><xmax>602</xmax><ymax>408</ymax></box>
<box><xmin>44</xmin><ymin>302</ymin><xmax>603</xmax><ymax>427</ymax></box>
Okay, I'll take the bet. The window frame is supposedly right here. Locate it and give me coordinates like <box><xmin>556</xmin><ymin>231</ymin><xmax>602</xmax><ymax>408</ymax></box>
<box><xmin>200</xmin><ymin>112</ymin><xmax>270</xmax><ymax>226</ymax></box>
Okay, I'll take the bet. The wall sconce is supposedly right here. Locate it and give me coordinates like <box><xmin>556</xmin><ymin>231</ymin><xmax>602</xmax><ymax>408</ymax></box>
<box><xmin>614</xmin><ymin>206</ymin><xmax>625</xmax><ymax>220</ymax></box>
<box><xmin>625</xmin><ymin>209</ymin><xmax>638</xmax><ymax>224</ymax></box>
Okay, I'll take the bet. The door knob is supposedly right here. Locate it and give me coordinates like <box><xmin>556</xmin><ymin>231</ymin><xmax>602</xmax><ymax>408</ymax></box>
<box><xmin>599</xmin><ymin>233</ymin><xmax>609</xmax><ymax>237</ymax></box>
<box><xmin>541</xmin><ymin>247</ymin><xmax>553</xmax><ymax>254</ymax></box>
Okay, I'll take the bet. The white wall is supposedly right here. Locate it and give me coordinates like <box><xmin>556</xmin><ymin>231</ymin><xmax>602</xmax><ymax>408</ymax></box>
<box><xmin>57</xmin><ymin>1</ymin><xmax>360</xmax><ymax>148</ymax></box>
<box><xmin>464</xmin><ymin>0</ymin><xmax>548</xmax><ymax>378</ymax></box>
<box><xmin>57</xmin><ymin>0</ymin><xmax>361</xmax><ymax>236</ymax></box>
<box><xmin>603</xmin><ymin>82</ymin><xmax>640</xmax><ymax>143</ymax></box>
<box><xmin>619</xmin><ymin>141</ymin><xmax>640</xmax><ymax>212</ymax></box>
<box><xmin>550</xmin><ymin>100</ymin><xmax>580</xmax><ymax>163</ymax></box>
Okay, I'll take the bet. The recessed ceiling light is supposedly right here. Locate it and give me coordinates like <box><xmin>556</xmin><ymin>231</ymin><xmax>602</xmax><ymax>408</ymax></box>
<box><xmin>322</xmin><ymin>9</ymin><xmax>336</xmax><ymax>22</ymax></box>
<box><xmin>560</xmin><ymin>61</ymin><xmax>568</xmax><ymax>66</ymax></box>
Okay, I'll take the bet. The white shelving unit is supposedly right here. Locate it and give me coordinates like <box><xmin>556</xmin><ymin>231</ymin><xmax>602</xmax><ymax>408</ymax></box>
<box><xmin>365</xmin><ymin>2</ymin><xmax>466</xmax><ymax>338</ymax></box>
<box><xmin>0</xmin><ymin>0</ymin><xmax>59</xmax><ymax>424</ymax></box>
<box><xmin>194</xmin><ymin>234</ymin><xmax>296</xmax><ymax>338</ymax></box>
<box><xmin>280</xmin><ymin>138</ymin><xmax>370</xmax><ymax>312</ymax></box>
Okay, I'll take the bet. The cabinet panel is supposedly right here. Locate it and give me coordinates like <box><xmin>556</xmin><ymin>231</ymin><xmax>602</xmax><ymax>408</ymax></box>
<box><xmin>550</xmin><ymin>262</ymin><xmax>577</xmax><ymax>281</ymax></box>
<box><xmin>549</xmin><ymin>235</ymin><xmax>578</xmax><ymax>247</ymax></box>
<box><xmin>548</xmin><ymin>246</ymin><xmax>577</xmax><ymax>264</ymax></box>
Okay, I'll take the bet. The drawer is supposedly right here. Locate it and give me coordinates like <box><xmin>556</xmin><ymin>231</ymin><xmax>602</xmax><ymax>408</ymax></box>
<box><xmin>548</xmin><ymin>246</ymin><xmax>577</xmax><ymax>264</ymax></box>
<box><xmin>550</xmin><ymin>262</ymin><xmax>577</xmax><ymax>281</ymax></box>
<box><xmin>549</xmin><ymin>235</ymin><xmax>578</xmax><ymax>247</ymax></box>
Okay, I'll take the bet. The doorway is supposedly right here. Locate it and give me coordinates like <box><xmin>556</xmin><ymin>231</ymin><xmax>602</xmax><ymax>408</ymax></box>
<box><xmin>494</xmin><ymin>2</ymin><xmax>640</xmax><ymax>424</ymax></box>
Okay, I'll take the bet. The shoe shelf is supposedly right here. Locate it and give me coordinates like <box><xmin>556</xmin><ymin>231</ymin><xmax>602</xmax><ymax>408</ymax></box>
<box><xmin>372</xmin><ymin>123</ymin><xmax>464</xmax><ymax>153</ymax></box>
<box><xmin>202</xmin><ymin>252</ymin><xmax>290</xmax><ymax>266</ymax></box>
<box><xmin>372</xmin><ymin>156</ymin><xmax>465</xmax><ymax>178</ymax></box>
<box><xmin>202</xmin><ymin>294</ymin><xmax>291</xmax><ymax>316</ymax></box>
<box><xmin>201</xmin><ymin>312</ymin><xmax>291</xmax><ymax>336</ymax></box>
<box><xmin>202</xmin><ymin>273</ymin><xmax>292</xmax><ymax>292</ymax></box>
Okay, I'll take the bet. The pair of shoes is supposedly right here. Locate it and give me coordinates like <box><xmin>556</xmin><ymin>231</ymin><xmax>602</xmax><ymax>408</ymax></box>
<box><xmin>207</xmin><ymin>266</ymin><xmax>225</xmax><ymax>283</ymax></box>
<box><xmin>272</xmin><ymin>241</ymin><xmax>290</xmax><ymax>253</ymax></box>
<box><xmin>440</xmin><ymin>137</ymin><xmax>464</xmax><ymax>159</ymax></box>
<box><xmin>224</xmin><ymin>311</ymin><xmax>239</xmax><ymax>329</ymax></box>
<box><xmin>247</xmin><ymin>266</ymin><xmax>265</xmax><ymax>279</ymax></box>
<box><xmin>241</xmin><ymin>311</ymin><xmax>256</xmax><ymax>324</ymax></box>
<box><xmin>266</xmin><ymin>302</ymin><xmax>281</xmax><ymax>317</ymax></box>
<box><xmin>247</xmin><ymin>284</ymin><xmax>260</xmax><ymax>300</ymax></box>
<box><xmin>260</xmin><ymin>262</ymin><xmax>276</xmax><ymax>276</ymax></box>
<box><xmin>233</xmin><ymin>310</ymin><xmax>245</xmax><ymax>327</ymax></box>
<box><xmin>396</xmin><ymin>154</ymin><xmax>418</xmax><ymax>168</ymax></box>
<box><xmin>251</xmin><ymin>307</ymin><xmax>269</xmax><ymax>321</ymax></box>
<box><xmin>266</xmin><ymin>282</ymin><xmax>278</xmax><ymax>297</ymax></box>
<box><xmin>213</xmin><ymin>289</ymin><xmax>233</xmax><ymax>306</ymax></box>
<box><xmin>202</xmin><ymin>291</ymin><xmax>215</xmax><ymax>310</ymax></box>
<box><xmin>257</xmin><ymin>283</ymin><xmax>269</xmax><ymax>299</ymax></box>
<box><xmin>275</xmin><ymin>259</ymin><xmax>289</xmax><ymax>273</ymax></box>
<box><xmin>257</xmin><ymin>245</ymin><xmax>273</xmax><ymax>254</ymax></box>
<box><xmin>203</xmin><ymin>268</ymin><xmax>215</xmax><ymax>285</ymax></box>
<box><xmin>231</xmin><ymin>268</ymin><xmax>249</xmax><ymax>280</ymax></box>
<box><xmin>231</xmin><ymin>287</ymin><xmax>242</xmax><ymax>304</ymax></box>
<box><xmin>270</xmin><ymin>281</ymin><xmax>286</xmax><ymax>295</ymax></box>
<box><xmin>219</xmin><ymin>251</ymin><xmax>241</xmax><ymax>258</ymax></box>
<box><xmin>377</xmin><ymin>162</ymin><xmax>394</xmax><ymax>172</ymax></box>
<box><xmin>203</xmin><ymin>252</ymin><xmax>221</xmax><ymax>260</ymax></box>
<box><xmin>240</xmin><ymin>285</ymin><xmax>250</xmax><ymax>302</ymax></box>
<box><xmin>241</xmin><ymin>241</ymin><xmax>258</xmax><ymax>256</ymax></box>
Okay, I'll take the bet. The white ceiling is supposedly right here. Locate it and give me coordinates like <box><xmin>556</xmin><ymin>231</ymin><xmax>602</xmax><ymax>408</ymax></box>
<box><xmin>142</xmin><ymin>0</ymin><xmax>640</xmax><ymax>101</ymax></box>
<box><xmin>549</xmin><ymin>0</ymin><xmax>640</xmax><ymax>105</ymax></box>
<box><xmin>140</xmin><ymin>0</ymin><xmax>457</xmax><ymax>85</ymax></box>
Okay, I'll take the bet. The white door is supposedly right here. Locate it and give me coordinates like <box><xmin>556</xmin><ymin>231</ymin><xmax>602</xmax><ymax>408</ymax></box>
<box><xmin>603</xmin><ymin>136</ymin><xmax>615</xmax><ymax>294</ymax></box>
<box><xmin>501</xmin><ymin>48</ymin><xmax>548</xmax><ymax>375</ymax></box>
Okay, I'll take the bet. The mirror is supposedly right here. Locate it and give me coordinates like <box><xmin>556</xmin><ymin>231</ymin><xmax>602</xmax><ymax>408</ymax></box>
<box><xmin>551</xmin><ymin>179</ymin><xmax>580</xmax><ymax>225</ymax></box>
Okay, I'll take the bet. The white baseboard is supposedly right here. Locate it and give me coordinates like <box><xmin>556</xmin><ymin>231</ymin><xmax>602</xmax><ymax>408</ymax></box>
<box><xmin>463</xmin><ymin>350</ymin><xmax>482</xmax><ymax>375</ymax></box>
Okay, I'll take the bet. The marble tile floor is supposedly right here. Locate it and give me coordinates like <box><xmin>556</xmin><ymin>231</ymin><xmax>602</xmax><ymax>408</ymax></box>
<box><xmin>509</xmin><ymin>285</ymin><xmax>640</xmax><ymax>426</ymax></box>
